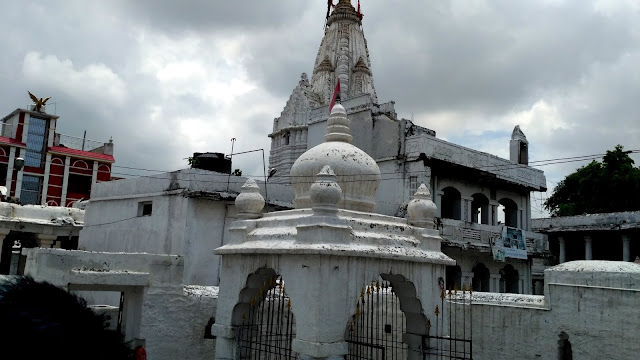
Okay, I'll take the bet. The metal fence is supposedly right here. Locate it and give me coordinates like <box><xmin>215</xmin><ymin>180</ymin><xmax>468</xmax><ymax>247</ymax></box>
<box><xmin>56</xmin><ymin>133</ymin><xmax>104</xmax><ymax>152</ymax></box>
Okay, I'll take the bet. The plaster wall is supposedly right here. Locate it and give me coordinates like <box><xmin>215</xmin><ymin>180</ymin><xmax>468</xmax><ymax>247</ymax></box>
<box><xmin>455</xmin><ymin>261</ymin><xmax>640</xmax><ymax>359</ymax></box>
<box><xmin>22</xmin><ymin>248</ymin><xmax>217</xmax><ymax>360</ymax></box>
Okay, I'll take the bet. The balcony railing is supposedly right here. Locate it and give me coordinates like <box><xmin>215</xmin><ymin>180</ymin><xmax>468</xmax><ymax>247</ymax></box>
<box><xmin>0</xmin><ymin>123</ymin><xmax>13</xmax><ymax>138</ymax></box>
<box><xmin>54</xmin><ymin>133</ymin><xmax>106</xmax><ymax>153</ymax></box>
<box><xmin>439</xmin><ymin>218</ymin><xmax>549</xmax><ymax>254</ymax></box>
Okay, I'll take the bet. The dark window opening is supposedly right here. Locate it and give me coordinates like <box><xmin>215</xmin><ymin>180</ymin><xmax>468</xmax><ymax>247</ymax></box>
<box><xmin>445</xmin><ymin>265</ymin><xmax>462</xmax><ymax>291</ymax></box>
<box><xmin>0</xmin><ymin>163</ymin><xmax>7</xmax><ymax>187</ymax></box>
<box><xmin>499</xmin><ymin>198</ymin><xmax>518</xmax><ymax>228</ymax></box>
<box><xmin>68</xmin><ymin>173</ymin><xmax>92</xmax><ymax>198</ymax></box>
<box><xmin>500</xmin><ymin>264</ymin><xmax>519</xmax><ymax>294</ymax></box>
<box><xmin>472</xmin><ymin>263</ymin><xmax>490</xmax><ymax>292</ymax></box>
<box><xmin>138</xmin><ymin>201</ymin><xmax>152</xmax><ymax>217</ymax></box>
<box><xmin>441</xmin><ymin>187</ymin><xmax>461</xmax><ymax>220</ymax></box>
<box><xmin>471</xmin><ymin>193</ymin><xmax>490</xmax><ymax>224</ymax></box>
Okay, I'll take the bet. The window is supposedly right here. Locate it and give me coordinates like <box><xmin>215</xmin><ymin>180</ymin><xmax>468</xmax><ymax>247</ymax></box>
<box><xmin>24</xmin><ymin>116</ymin><xmax>48</xmax><ymax>168</ymax></box>
<box><xmin>20</xmin><ymin>175</ymin><xmax>42</xmax><ymax>205</ymax></box>
<box><xmin>68</xmin><ymin>174</ymin><xmax>92</xmax><ymax>197</ymax></box>
<box><xmin>137</xmin><ymin>201</ymin><xmax>152</xmax><ymax>216</ymax></box>
<box><xmin>409</xmin><ymin>176</ymin><xmax>418</xmax><ymax>196</ymax></box>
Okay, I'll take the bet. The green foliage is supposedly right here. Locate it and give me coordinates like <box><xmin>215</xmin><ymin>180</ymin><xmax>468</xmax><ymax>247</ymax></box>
<box><xmin>232</xmin><ymin>169</ymin><xmax>242</xmax><ymax>176</ymax></box>
<box><xmin>544</xmin><ymin>145</ymin><xmax>640</xmax><ymax>216</ymax></box>
<box><xmin>187</xmin><ymin>156</ymin><xmax>199</xmax><ymax>168</ymax></box>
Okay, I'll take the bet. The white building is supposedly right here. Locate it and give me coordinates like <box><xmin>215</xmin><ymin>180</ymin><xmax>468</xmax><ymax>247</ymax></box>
<box><xmin>268</xmin><ymin>0</ymin><xmax>548</xmax><ymax>294</ymax></box>
<box><xmin>78</xmin><ymin>169</ymin><xmax>294</xmax><ymax>286</ymax></box>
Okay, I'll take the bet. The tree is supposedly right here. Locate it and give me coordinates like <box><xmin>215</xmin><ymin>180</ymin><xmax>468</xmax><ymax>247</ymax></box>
<box><xmin>544</xmin><ymin>145</ymin><xmax>640</xmax><ymax>216</ymax></box>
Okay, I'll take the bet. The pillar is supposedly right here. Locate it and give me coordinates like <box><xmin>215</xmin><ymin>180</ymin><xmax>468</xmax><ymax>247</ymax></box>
<box><xmin>14</xmin><ymin>149</ymin><xmax>24</xmax><ymax>200</ymax></box>
<box><xmin>558</xmin><ymin>236</ymin><xmax>566</xmax><ymax>263</ymax></box>
<box><xmin>461</xmin><ymin>196</ymin><xmax>472</xmax><ymax>222</ymax></box>
<box><xmin>435</xmin><ymin>191</ymin><xmax>443</xmax><ymax>218</ymax></box>
<box><xmin>5</xmin><ymin>147</ymin><xmax>15</xmax><ymax>196</ymax></box>
<box><xmin>490</xmin><ymin>274</ymin><xmax>501</xmax><ymax>293</ymax></box>
<box><xmin>41</xmin><ymin>153</ymin><xmax>52</xmax><ymax>205</ymax></box>
<box><xmin>622</xmin><ymin>234</ymin><xmax>631</xmax><ymax>262</ymax></box>
<box><xmin>36</xmin><ymin>234</ymin><xmax>58</xmax><ymax>248</ymax></box>
<box><xmin>533</xmin><ymin>280</ymin><xmax>544</xmax><ymax>295</ymax></box>
<box><xmin>91</xmin><ymin>161</ymin><xmax>99</xmax><ymax>191</ymax></box>
<box><xmin>584</xmin><ymin>235</ymin><xmax>593</xmax><ymax>260</ymax></box>
<box><xmin>60</xmin><ymin>156</ymin><xmax>71</xmax><ymax>207</ymax></box>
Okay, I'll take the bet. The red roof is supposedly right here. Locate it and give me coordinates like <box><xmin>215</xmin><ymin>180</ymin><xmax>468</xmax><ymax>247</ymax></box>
<box><xmin>0</xmin><ymin>136</ymin><xmax>26</xmax><ymax>147</ymax></box>
<box><xmin>49</xmin><ymin>146</ymin><xmax>115</xmax><ymax>162</ymax></box>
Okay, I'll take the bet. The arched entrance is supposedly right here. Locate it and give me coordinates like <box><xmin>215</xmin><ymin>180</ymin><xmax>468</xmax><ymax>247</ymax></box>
<box><xmin>234</xmin><ymin>269</ymin><xmax>296</xmax><ymax>359</ymax></box>
<box><xmin>472</xmin><ymin>263</ymin><xmax>490</xmax><ymax>292</ymax></box>
<box><xmin>500</xmin><ymin>264</ymin><xmax>519</xmax><ymax>294</ymax></box>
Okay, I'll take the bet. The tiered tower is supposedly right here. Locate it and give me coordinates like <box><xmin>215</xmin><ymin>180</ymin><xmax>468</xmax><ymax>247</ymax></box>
<box><xmin>268</xmin><ymin>0</ymin><xmax>378</xmax><ymax>184</ymax></box>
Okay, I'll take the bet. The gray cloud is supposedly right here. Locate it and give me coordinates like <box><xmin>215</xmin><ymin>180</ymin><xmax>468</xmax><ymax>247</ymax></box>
<box><xmin>0</xmin><ymin>0</ymin><xmax>638</xmax><ymax>213</ymax></box>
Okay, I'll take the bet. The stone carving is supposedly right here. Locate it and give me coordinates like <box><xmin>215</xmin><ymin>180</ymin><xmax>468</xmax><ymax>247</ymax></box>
<box><xmin>235</xmin><ymin>179</ymin><xmax>265</xmax><ymax>219</ymax></box>
<box><xmin>407</xmin><ymin>184</ymin><xmax>437</xmax><ymax>229</ymax></box>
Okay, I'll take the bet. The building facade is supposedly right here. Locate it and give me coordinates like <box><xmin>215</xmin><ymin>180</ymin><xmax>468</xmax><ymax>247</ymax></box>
<box><xmin>532</xmin><ymin>211</ymin><xmax>640</xmax><ymax>264</ymax></box>
<box><xmin>0</xmin><ymin>107</ymin><xmax>114</xmax><ymax>207</ymax></box>
<box><xmin>268</xmin><ymin>0</ymin><xmax>548</xmax><ymax>294</ymax></box>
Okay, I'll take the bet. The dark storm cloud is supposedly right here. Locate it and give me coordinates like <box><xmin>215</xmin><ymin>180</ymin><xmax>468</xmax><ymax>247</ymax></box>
<box><xmin>0</xmin><ymin>0</ymin><xmax>638</xmax><ymax>209</ymax></box>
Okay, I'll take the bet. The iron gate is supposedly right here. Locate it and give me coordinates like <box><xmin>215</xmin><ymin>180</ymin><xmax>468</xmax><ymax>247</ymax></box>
<box><xmin>236</xmin><ymin>276</ymin><xmax>295</xmax><ymax>359</ymax></box>
<box><xmin>346</xmin><ymin>280</ymin><xmax>407</xmax><ymax>360</ymax></box>
<box><xmin>422</xmin><ymin>284</ymin><xmax>473</xmax><ymax>360</ymax></box>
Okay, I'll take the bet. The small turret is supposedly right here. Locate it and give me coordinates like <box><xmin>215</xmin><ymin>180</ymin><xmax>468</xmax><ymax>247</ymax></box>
<box><xmin>510</xmin><ymin>125</ymin><xmax>529</xmax><ymax>165</ymax></box>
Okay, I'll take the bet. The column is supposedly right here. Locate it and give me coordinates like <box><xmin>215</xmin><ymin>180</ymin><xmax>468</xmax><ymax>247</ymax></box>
<box><xmin>14</xmin><ymin>149</ymin><xmax>24</xmax><ymax>200</ymax></box>
<box><xmin>36</xmin><ymin>234</ymin><xmax>58</xmax><ymax>248</ymax></box>
<box><xmin>41</xmin><ymin>154</ymin><xmax>52</xmax><ymax>205</ymax></box>
<box><xmin>47</xmin><ymin>118</ymin><xmax>56</xmax><ymax>147</ymax></box>
<box><xmin>60</xmin><ymin>156</ymin><xmax>71</xmax><ymax>207</ymax></box>
<box><xmin>558</xmin><ymin>236</ymin><xmax>566</xmax><ymax>263</ymax></box>
<box><xmin>21</xmin><ymin>113</ymin><xmax>30</xmax><ymax>144</ymax></box>
<box><xmin>91</xmin><ymin>161</ymin><xmax>99</xmax><ymax>190</ymax></box>
<box><xmin>533</xmin><ymin>280</ymin><xmax>544</xmax><ymax>295</ymax></box>
<box><xmin>490</xmin><ymin>274</ymin><xmax>501</xmax><ymax>293</ymax></box>
<box><xmin>622</xmin><ymin>234</ymin><xmax>631</xmax><ymax>262</ymax></box>
<box><xmin>435</xmin><ymin>191</ymin><xmax>443</xmax><ymax>218</ymax></box>
<box><xmin>461</xmin><ymin>196</ymin><xmax>472</xmax><ymax>222</ymax></box>
<box><xmin>584</xmin><ymin>235</ymin><xmax>593</xmax><ymax>260</ymax></box>
<box><xmin>489</xmin><ymin>201</ymin><xmax>499</xmax><ymax>226</ymax></box>
<box><xmin>5</xmin><ymin>147</ymin><xmax>15</xmax><ymax>195</ymax></box>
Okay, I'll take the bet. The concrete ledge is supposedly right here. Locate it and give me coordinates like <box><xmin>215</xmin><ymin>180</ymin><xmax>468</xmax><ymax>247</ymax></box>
<box><xmin>292</xmin><ymin>339</ymin><xmax>348</xmax><ymax>358</ymax></box>
<box><xmin>70</xmin><ymin>269</ymin><xmax>150</xmax><ymax>287</ymax></box>
<box><xmin>211</xmin><ymin>324</ymin><xmax>237</xmax><ymax>339</ymax></box>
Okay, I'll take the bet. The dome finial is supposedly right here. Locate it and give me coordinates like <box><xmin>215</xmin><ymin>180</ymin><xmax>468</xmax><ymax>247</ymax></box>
<box><xmin>407</xmin><ymin>184</ymin><xmax>437</xmax><ymax>229</ymax></box>
<box><xmin>235</xmin><ymin>179</ymin><xmax>265</xmax><ymax>219</ymax></box>
<box><xmin>309</xmin><ymin>165</ymin><xmax>343</xmax><ymax>215</ymax></box>
<box><xmin>325</xmin><ymin>104</ymin><xmax>352</xmax><ymax>143</ymax></box>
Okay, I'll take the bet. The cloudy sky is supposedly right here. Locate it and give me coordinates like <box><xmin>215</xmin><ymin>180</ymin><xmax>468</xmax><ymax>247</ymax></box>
<box><xmin>1</xmin><ymin>0</ymin><xmax>638</xmax><ymax>217</ymax></box>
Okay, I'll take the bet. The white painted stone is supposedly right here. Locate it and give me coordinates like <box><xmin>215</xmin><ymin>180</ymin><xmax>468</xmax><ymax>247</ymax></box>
<box><xmin>290</xmin><ymin>104</ymin><xmax>381</xmax><ymax>212</ymax></box>
<box><xmin>309</xmin><ymin>165</ymin><xmax>342</xmax><ymax>215</ymax></box>
<box><xmin>407</xmin><ymin>183</ymin><xmax>437</xmax><ymax>229</ymax></box>
<box><xmin>235</xmin><ymin>179</ymin><xmax>265</xmax><ymax>219</ymax></box>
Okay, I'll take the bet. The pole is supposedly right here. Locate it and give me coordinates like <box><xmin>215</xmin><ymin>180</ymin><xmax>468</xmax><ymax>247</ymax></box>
<box><xmin>82</xmin><ymin>130</ymin><xmax>86</xmax><ymax>151</ymax></box>
<box><xmin>226</xmin><ymin>138</ymin><xmax>236</xmax><ymax>191</ymax></box>
<box><xmin>262</xmin><ymin>149</ymin><xmax>268</xmax><ymax>204</ymax></box>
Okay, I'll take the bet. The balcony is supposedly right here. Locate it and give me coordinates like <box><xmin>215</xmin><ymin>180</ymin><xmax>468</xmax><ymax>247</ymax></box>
<box><xmin>439</xmin><ymin>218</ymin><xmax>549</xmax><ymax>255</ymax></box>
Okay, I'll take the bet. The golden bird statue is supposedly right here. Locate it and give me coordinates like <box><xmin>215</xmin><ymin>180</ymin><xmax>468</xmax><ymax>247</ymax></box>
<box><xmin>28</xmin><ymin>91</ymin><xmax>51</xmax><ymax>113</ymax></box>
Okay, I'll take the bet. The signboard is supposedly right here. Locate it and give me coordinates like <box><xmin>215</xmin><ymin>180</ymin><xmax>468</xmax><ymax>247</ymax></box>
<box><xmin>491</xmin><ymin>227</ymin><xmax>528</xmax><ymax>261</ymax></box>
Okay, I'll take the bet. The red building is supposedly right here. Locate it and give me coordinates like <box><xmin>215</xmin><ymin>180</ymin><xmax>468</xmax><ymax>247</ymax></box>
<box><xmin>0</xmin><ymin>107</ymin><xmax>114</xmax><ymax>206</ymax></box>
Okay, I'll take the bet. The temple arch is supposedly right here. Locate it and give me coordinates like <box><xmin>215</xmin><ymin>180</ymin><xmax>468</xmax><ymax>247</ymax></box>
<box><xmin>471</xmin><ymin>193</ymin><xmax>490</xmax><ymax>224</ymax></box>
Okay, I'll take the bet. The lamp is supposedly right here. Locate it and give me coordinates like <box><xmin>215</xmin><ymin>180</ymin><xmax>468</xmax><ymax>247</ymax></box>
<box><xmin>15</xmin><ymin>157</ymin><xmax>24</xmax><ymax>171</ymax></box>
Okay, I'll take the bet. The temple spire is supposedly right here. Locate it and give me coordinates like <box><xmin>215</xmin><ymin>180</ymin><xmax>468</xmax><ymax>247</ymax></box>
<box><xmin>312</xmin><ymin>0</ymin><xmax>377</xmax><ymax>105</ymax></box>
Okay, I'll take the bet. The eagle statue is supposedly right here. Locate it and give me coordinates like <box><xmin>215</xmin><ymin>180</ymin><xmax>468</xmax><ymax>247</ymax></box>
<box><xmin>28</xmin><ymin>91</ymin><xmax>50</xmax><ymax>113</ymax></box>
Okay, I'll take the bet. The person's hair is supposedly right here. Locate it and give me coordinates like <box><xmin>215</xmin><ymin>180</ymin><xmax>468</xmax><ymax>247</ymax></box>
<box><xmin>0</xmin><ymin>276</ymin><xmax>133</xmax><ymax>360</ymax></box>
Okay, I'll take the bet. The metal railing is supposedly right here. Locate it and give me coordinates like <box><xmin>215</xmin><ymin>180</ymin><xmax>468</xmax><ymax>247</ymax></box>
<box><xmin>0</xmin><ymin>123</ymin><xmax>13</xmax><ymax>138</ymax></box>
<box><xmin>55</xmin><ymin>133</ymin><xmax>105</xmax><ymax>152</ymax></box>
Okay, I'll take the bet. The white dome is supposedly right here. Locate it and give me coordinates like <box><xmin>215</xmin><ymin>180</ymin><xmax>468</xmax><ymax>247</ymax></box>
<box><xmin>290</xmin><ymin>104</ymin><xmax>381</xmax><ymax>212</ymax></box>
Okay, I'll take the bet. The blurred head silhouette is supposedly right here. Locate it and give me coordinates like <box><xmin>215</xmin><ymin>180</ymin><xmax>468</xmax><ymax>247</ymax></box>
<box><xmin>0</xmin><ymin>276</ymin><xmax>133</xmax><ymax>360</ymax></box>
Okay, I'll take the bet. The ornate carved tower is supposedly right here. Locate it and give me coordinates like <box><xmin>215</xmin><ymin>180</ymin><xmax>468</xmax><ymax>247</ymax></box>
<box><xmin>268</xmin><ymin>0</ymin><xmax>378</xmax><ymax>185</ymax></box>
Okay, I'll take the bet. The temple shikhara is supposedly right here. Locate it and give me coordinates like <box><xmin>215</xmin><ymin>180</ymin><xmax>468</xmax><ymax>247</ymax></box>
<box><xmin>6</xmin><ymin>2</ymin><xmax>640</xmax><ymax>360</ymax></box>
